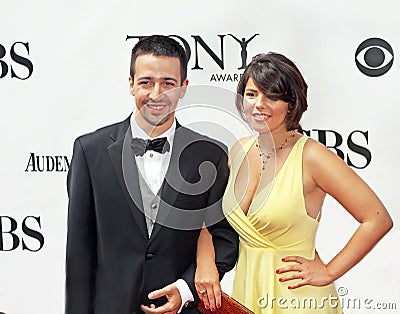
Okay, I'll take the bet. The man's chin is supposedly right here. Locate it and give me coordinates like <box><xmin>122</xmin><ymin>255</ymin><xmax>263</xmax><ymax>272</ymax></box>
<box><xmin>145</xmin><ymin>115</ymin><xmax>171</xmax><ymax>127</ymax></box>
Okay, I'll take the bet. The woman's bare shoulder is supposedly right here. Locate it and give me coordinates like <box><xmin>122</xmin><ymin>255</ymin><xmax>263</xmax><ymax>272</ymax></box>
<box><xmin>303</xmin><ymin>136</ymin><xmax>337</xmax><ymax>164</ymax></box>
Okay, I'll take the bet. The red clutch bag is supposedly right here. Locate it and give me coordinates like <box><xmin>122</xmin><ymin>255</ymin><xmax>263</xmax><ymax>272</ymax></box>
<box><xmin>197</xmin><ymin>292</ymin><xmax>254</xmax><ymax>314</ymax></box>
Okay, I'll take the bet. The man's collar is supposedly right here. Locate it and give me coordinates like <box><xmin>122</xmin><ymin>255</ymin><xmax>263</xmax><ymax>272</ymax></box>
<box><xmin>130</xmin><ymin>111</ymin><xmax>176</xmax><ymax>146</ymax></box>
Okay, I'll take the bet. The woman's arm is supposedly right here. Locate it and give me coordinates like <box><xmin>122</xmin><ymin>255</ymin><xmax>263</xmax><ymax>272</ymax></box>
<box><xmin>195</xmin><ymin>227</ymin><xmax>221</xmax><ymax>310</ymax></box>
<box><xmin>277</xmin><ymin>139</ymin><xmax>393</xmax><ymax>288</ymax></box>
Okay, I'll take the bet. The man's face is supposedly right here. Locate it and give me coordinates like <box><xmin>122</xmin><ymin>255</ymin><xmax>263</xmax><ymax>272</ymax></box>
<box><xmin>129</xmin><ymin>54</ymin><xmax>188</xmax><ymax>133</ymax></box>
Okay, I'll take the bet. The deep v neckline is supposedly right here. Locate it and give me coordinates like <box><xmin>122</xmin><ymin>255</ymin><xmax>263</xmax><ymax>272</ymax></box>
<box><xmin>233</xmin><ymin>136</ymin><xmax>303</xmax><ymax>217</ymax></box>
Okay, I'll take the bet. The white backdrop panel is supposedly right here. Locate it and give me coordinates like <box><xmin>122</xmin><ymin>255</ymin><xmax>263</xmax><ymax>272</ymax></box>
<box><xmin>1</xmin><ymin>1</ymin><xmax>399</xmax><ymax>313</ymax></box>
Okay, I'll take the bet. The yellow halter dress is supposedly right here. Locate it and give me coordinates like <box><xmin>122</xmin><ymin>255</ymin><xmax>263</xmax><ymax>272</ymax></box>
<box><xmin>223</xmin><ymin>136</ymin><xmax>342</xmax><ymax>313</ymax></box>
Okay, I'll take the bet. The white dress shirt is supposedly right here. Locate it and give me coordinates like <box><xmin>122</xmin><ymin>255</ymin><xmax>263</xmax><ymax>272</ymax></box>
<box><xmin>130</xmin><ymin>114</ymin><xmax>194</xmax><ymax>312</ymax></box>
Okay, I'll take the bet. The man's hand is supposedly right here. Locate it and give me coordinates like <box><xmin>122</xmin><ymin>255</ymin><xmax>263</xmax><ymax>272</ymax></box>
<box><xmin>141</xmin><ymin>284</ymin><xmax>182</xmax><ymax>314</ymax></box>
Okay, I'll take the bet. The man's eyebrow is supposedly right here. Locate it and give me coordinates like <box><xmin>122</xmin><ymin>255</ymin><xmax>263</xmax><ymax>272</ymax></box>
<box><xmin>163</xmin><ymin>77</ymin><xmax>179</xmax><ymax>83</ymax></box>
<box><xmin>136</xmin><ymin>76</ymin><xmax>152</xmax><ymax>81</ymax></box>
<box><xmin>137</xmin><ymin>76</ymin><xmax>178</xmax><ymax>83</ymax></box>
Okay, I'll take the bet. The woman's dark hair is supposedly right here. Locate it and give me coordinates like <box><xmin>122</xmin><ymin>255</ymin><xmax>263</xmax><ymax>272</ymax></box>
<box><xmin>130</xmin><ymin>35</ymin><xmax>188</xmax><ymax>83</ymax></box>
<box><xmin>236</xmin><ymin>52</ymin><xmax>308</xmax><ymax>132</ymax></box>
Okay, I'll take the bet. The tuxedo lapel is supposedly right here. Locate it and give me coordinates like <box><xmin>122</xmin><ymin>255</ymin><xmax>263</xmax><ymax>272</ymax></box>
<box><xmin>149</xmin><ymin>125</ymin><xmax>196</xmax><ymax>243</ymax></box>
<box><xmin>107</xmin><ymin>120</ymin><xmax>148</xmax><ymax>240</ymax></box>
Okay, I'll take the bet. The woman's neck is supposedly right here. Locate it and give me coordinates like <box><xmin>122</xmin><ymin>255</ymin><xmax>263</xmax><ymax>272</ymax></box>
<box><xmin>258</xmin><ymin>126</ymin><xmax>292</xmax><ymax>151</ymax></box>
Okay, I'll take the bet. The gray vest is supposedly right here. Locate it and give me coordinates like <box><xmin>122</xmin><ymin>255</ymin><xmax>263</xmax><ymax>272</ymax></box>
<box><xmin>137</xmin><ymin>171</ymin><xmax>161</xmax><ymax>238</ymax></box>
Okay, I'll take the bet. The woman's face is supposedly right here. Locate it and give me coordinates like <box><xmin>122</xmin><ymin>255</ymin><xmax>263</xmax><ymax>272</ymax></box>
<box><xmin>243</xmin><ymin>77</ymin><xmax>289</xmax><ymax>134</ymax></box>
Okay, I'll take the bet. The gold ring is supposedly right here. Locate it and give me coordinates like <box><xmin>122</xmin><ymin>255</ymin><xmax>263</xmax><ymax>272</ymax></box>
<box><xmin>200</xmin><ymin>290</ymin><xmax>207</xmax><ymax>295</ymax></box>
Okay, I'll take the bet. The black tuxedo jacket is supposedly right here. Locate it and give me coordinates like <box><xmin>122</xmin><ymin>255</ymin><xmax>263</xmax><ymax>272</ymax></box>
<box><xmin>65</xmin><ymin>117</ymin><xmax>239</xmax><ymax>314</ymax></box>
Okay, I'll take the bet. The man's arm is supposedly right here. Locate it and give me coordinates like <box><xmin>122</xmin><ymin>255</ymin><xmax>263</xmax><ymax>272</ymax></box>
<box><xmin>205</xmin><ymin>147</ymin><xmax>239</xmax><ymax>277</ymax></box>
<box><xmin>65</xmin><ymin>138</ymin><xmax>97</xmax><ymax>314</ymax></box>
<box><xmin>181</xmin><ymin>147</ymin><xmax>238</xmax><ymax>307</ymax></box>
<box><xmin>143</xmin><ymin>144</ymin><xmax>238</xmax><ymax>313</ymax></box>
<box><xmin>195</xmin><ymin>147</ymin><xmax>239</xmax><ymax>311</ymax></box>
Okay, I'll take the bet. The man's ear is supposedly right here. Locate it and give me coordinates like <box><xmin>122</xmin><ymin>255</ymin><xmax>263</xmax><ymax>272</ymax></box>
<box><xmin>129</xmin><ymin>76</ymin><xmax>135</xmax><ymax>96</ymax></box>
<box><xmin>179</xmin><ymin>79</ymin><xmax>189</xmax><ymax>98</ymax></box>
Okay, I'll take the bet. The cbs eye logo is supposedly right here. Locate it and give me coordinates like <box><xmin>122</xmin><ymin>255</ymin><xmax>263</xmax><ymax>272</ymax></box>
<box><xmin>355</xmin><ymin>38</ymin><xmax>394</xmax><ymax>77</ymax></box>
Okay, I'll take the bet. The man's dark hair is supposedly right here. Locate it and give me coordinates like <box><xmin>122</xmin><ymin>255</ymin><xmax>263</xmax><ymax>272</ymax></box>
<box><xmin>130</xmin><ymin>35</ymin><xmax>188</xmax><ymax>83</ymax></box>
<box><xmin>236</xmin><ymin>52</ymin><xmax>308</xmax><ymax>132</ymax></box>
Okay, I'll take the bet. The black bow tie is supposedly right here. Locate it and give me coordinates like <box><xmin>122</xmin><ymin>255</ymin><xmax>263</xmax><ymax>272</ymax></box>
<box><xmin>131</xmin><ymin>137</ymin><xmax>170</xmax><ymax>156</ymax></box>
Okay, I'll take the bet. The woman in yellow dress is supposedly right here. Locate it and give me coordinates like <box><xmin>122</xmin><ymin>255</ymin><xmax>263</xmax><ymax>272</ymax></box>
<box><xmin>194</xmin><ymin>53</ymin><xmax>393</xmax><ymax>313</ymax></box>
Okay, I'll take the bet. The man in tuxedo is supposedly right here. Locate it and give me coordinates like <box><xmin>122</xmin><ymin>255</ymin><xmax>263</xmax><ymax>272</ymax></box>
<box><xmin>65</xmin><ymin>35</ymin><xmax>238</xmax><ymax>314</ymax></box>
